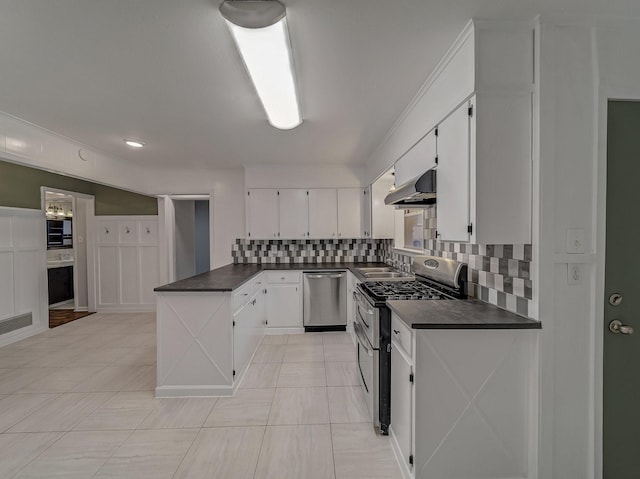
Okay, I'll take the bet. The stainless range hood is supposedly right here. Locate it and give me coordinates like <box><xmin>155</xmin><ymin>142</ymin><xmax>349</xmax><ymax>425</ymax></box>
<box><xmin>384</xmin><ymin>169</ymin><xmax>436</xmax><ymax>206</ymax></box>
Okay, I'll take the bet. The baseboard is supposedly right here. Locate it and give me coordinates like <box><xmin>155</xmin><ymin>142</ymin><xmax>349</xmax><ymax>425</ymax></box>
<box><xmin>74</xmin><ymin>307</ymin><xmax>88</xmax><ymax>312</ymax></box>
<box><xmin>155</xmin><ymin>385</ymin><xmax>235</xmax><ymax>398</ymax></box>
<box><xmin>0</xmin><ymin>324</ymin><xmax>48</xmax><ymax>349</ymax></box>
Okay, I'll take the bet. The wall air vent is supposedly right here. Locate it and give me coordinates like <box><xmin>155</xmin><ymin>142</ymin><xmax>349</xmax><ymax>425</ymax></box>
<box><xmin>0</xmin><ymin>312</ymin><xmax>33</xmax><ymax>335</ymax></box>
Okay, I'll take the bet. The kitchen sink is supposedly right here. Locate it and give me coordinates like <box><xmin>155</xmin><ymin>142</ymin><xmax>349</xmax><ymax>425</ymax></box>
<box><xmin>362</xmin><ymin>272</ymin><xmax>415</xmax><ymax>279</ymax></box>
<box><xmin>356</xmin><ymin>267</ymin><xmax>394</xmax><ymax>273</ymax></box>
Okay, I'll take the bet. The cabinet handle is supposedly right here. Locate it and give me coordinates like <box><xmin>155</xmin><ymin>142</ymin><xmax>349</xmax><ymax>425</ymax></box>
<box><xmin>252</xmin><ymin>299</ymin><xmax>256</xmax><ymax>306</ymax></box>
<box><xmin>242</xmin><ymin>293</ymin><xmax>249</xmax><ymax>296</ymax></box>
<box><xmin>393</xmin><ymin>329</ymin><xmax>400</xmax><ymax>335</ymax></box>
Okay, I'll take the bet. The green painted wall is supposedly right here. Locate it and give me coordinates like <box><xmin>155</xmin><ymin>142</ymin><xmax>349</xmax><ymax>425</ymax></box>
<box><xmin>0</xmin><ymin>160</ymin><xmax>157</xmax><ymax>215</ymax></box>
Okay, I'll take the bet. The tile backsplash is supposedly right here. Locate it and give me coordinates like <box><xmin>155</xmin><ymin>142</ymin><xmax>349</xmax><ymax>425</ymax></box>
<box><xmin>233</xmin><ymin>238</ymin><xmax>394</xmax><ymax>264</ymax></box>
<box><xmin>393</xmin><ymin>205</ymin><xmax>533</xmax><ymax>317</ymax></box>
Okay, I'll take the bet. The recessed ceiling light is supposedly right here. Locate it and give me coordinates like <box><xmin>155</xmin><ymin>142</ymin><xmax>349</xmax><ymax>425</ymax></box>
<box><xmin>124</xmin><ymin>139</ymin><xmax>145</xmax><ymax>148</ymax></box>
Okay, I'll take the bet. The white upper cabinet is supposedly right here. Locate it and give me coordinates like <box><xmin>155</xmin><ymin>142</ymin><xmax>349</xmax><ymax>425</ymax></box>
<box><xmin>337</xmin><ymin>188</ymin><xmax>363</xmax><ymax>239</ymax></box>
<box><xmin>247</xmin><ymin>189</ymin><xmax>278</xmax><ymax>239</ymax></box>
<box><xmin>362</xmin><ymin>187</ymin><xmax>372</xmax><ymax>238</ymax></box>
<box><xmin>437</xmin><ymin>100</ymin><xmax>472</xmax><ymax>242</ymax></box>
<box><xmin>279</xmin><ymin>189</ymin><xmax>308</xmax><ymax>239</ymax></box>
<box><xmin>394</xmin><ymin>129</ymin><xmax>437</xmax><ymax>187</ymax></box>
<box><xmin>308</xmin><ymin>189</ymin><xmax>338</xmax><ymax>239</ymax></box>
<box><xmin>371</xmin><ymin>176</ymin><xmax>395</xmax><ymax>239</ymax></box>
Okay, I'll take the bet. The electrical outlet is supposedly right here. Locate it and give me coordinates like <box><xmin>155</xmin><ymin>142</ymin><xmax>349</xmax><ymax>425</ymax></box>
<box><xmin>567</xmin><ymin>264</ymin><xmax>584</xmax><ymax>285</ymax></box>
<box><xmin>566</xmin><ymin>228</ymin><xmax>586</xmax><ymax>254</ymax></box>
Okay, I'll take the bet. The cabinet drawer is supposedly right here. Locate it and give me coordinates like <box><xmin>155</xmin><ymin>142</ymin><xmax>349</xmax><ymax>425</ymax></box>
<box><xmin>232</xmin><ymin>282</ymin><xmax>253</xmax><ymax>313</ymax></box>
<box><xmin>392</xmin><ymin>314</ymin><xmax>413</xmax><ymax>357</ymax></box>
<box><xmin>265</xmin><ymin>271</ymin><xmax>301</xmax><ymax>284</ymax></box>
<box><xmin>251</xmin><ymin>273</ymin><xmax>265</xmax><ymax>296</ymax></box>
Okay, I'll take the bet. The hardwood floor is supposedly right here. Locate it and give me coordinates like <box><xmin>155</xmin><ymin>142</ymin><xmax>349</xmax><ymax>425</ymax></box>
<box><xmin>0</xmin><ymin>313</ymin><xmax>402</xmax><ymax>478</ymax></box>
<box><xmin>49</xmin><ymin>310</ymin><xmax>95</xmax><ymax>329</ymax></box>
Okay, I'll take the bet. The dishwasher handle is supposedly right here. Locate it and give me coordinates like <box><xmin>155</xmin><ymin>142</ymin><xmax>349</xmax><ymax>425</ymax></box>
<box><xmin>305</xmin><ymin>273</ymin><xmax>345</xmax><ymax>279</ymax></box>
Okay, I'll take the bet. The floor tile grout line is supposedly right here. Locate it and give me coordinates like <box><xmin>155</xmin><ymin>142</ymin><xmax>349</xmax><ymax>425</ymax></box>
<box><xmin>90</xmin><ymin>428</ymin><xmax>139</xmax><ymax>479</ymax></box>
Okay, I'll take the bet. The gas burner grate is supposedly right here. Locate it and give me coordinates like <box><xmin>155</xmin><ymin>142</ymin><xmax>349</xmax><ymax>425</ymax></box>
<box><xmin>360</xmin><ymin>281</ymin><xmax>456</xmax><ymax>302</ymax></box>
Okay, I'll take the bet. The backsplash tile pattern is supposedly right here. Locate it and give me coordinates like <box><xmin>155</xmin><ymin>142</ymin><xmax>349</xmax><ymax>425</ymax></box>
<box><xmin>233</xmin><ymin>239</ymin><xmax>394</xmax><ymax>264</ymax></box>
<box><xmin>393</xmin><ymin>205</ymin><xmax>533</xmax><ymax>317</ymax></box>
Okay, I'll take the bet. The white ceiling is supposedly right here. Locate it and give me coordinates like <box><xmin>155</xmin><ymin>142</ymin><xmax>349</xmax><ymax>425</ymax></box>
<box><xmin>0</xmin><ymin>0</ymin><xmax>638</xmax><ymax>169</ymax></box>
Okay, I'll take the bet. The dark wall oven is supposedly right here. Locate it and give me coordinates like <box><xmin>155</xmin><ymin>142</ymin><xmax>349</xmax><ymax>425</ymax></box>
<box><xmin>46</xmin><ymin>219</ymin><xmax>73</xmax><ymax>249</ymax></box>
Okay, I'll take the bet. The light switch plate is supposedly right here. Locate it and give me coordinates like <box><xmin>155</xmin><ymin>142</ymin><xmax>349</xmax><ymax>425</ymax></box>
<box><xmin>566</xmin><ymin>228</ymin><xmax>586</xmax><ymax>254</ymax></box>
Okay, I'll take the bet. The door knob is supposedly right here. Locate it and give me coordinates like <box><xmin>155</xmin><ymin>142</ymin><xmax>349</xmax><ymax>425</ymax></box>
<box><xmin>609</xmin><ymin>319</ymin><xmax>634</xmax><ymax>335</ymax></box>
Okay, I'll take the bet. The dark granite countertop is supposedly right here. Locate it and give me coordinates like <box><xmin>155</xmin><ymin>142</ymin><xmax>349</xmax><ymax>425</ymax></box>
<box><xmin>154</xmin><ymin>262</ymin><xmax>388</xmax><ymax>292</ymax></box>
<box><xmin>387</xmin><ymin>299</ymin><xmax>541</xmax><ymax>330</ymax></box>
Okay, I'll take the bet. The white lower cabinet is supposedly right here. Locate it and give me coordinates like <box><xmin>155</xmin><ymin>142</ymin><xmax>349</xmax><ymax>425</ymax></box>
<box><xmin>390</xmin><ymin>312</ymin><xmax>537</xmax><ymax>479</ymax></box>
<box><xmin>390</xmin><ymin>316</ymin><xmax>415</xmax><ymax>478</ymax></box>
<box><xmin>265</xmin><ymin>271</ymin><xmax>302</xmax><ymax>331</ymax></box>
<box><xmin>233</xmin><ymin>281</ymin><xmax>266</xmax><ymax>380</ymax></box>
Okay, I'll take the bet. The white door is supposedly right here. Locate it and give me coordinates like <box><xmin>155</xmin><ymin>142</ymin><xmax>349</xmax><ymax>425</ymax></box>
<box><xmin>308</xmin><ymin>189</ymin><xmax>337</xmax><ymax>239</ymax></box>
<box><xmin>394</xmin><ymin>129</ymin><xmax>437</xmax><ymax>186</ymax></box>
<box><xmin>337</xmin><ymin>188</ymin><xmax>363</xmax><ymax>239</ymax></box>
<box><xmin>266</xmin><ymin>284</ymin><xmax>302</xmax><ymax>328</ymax></box>
<box><xmin>279</xmin><ymin>189</ymin><xmax>308</xmax><ymax>239</ymax></box>
<box><xmin>247</xmin><ymin>189</ymin><xmax>278</xmax><ymax>239</ymax></box>
<box><xmin>391</xmin><ymin>343</ymin><xmax>413</xmax><ymax>472</ymax></box>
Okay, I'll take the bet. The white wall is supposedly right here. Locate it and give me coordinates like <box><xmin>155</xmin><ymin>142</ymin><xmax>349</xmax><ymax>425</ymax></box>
<box><xmin>536</xmin><ymin>17</ymin><xmax>640</xmax><ymax>479</ymax></box>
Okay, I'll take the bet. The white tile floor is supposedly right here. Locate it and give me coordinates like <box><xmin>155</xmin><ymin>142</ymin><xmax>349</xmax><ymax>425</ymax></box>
<box><xmin>0</xmin><ymin>312</ymin><xmax>402</xmax><ymax>478</ymax></box>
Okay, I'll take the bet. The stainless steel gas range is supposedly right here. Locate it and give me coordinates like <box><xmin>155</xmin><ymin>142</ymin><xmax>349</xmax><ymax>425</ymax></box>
<box><xmin>354</xmin><ymin>255</ymin><xmax>468</xmax><ymax>435</ymax></box>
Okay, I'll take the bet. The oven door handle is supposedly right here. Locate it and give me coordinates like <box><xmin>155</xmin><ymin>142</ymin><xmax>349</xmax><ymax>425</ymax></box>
<box><xmin>354</xmin><ymin>322</ymin><xmax>374</xmax><ymax>357</ymax></box>
<box><xmin>357</xmin><ymin>307</ymin><xmax>371</xmax><ymax>330</ymax></box>
<box><xmin>356</xmin><ymin>298</ymin><xmax>375</xmax><ymax>317</ymax></box>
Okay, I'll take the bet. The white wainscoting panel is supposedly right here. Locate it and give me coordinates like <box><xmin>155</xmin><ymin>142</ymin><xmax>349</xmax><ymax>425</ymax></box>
<box><xmin>0</xmin><ymin>207</ymin><xmax>47</xmax><ymax>347</ymax></box>
<box><xmin>95</xmin><ymin>216</ymin><xmax>159</xmax><ymax>311</ymax></box>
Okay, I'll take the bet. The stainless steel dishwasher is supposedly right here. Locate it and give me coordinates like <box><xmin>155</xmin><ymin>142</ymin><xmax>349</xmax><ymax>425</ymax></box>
<box><xmin>303</xmin><ymin>271</ymin><xmax>347</xmax><ymax>331</ymax></box>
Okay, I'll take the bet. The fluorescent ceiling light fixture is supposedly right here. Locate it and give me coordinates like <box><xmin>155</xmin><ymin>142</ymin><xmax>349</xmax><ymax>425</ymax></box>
<box><xmin>124</xmin><ymin>139</ymin><xmax>145</xmax><ymax>148</ymax></box>
<box><xmin>220</xmin><ymin>0</ymin><xmax>302</xmax><ymax>130</ymax></box>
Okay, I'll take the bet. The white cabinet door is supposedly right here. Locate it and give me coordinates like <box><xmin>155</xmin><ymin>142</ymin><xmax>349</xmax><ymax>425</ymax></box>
<box><xmin>247</xmin><ymin>189</ymin><xmax>279</xmax><ymax>239</ymax></box>
<box><xmin>437</xmin><ymin>101</ymin><xmax>471</xmax><ymax>242</ymax></box>
<box><xmin>233</xmin><ymin>302</ymin><xmax>253</xmax><ymax>377</ymax></box>
<box><xmin>308</xmin><ymin>189</ymin><xmax>337</xmax><ymax>239</ymax></box>
<box><xmin>391</xmin><ymin>342</ymin><xmax>413</xmax><ymax>473</ymax></box>
<box><xmin>279</xmin><ymin>189</ymin><xmax>308</xmax><ymax>239</ymax></box>
<box><xmin>266</xmin><ymin>283</ymin><xmax>302</xmax><ymax>328</ymax></box>
<box><xmin>337</xmin><ymin>188</ymin><xmax>363</xmax><ymax>239</ymax></box>
<box><xmin>394</xmin><ymin>129</ymin><xmax>437</xmax><ymax>186</ymax></box>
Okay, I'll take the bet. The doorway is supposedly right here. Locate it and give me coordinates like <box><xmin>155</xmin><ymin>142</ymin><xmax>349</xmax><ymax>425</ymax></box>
<box><xmin>173</xmin><ymin>198</ymin><xmax>211</xmax><ymax>281</ymax></box>
<box><xmin>603</xmin><ymin>100</ymin><xmax>640</xmax><ymax>478</ymax></box>
<box><xmin>42</xmin><ymin>187</ymin><xmax>96</xmax><ymax>327</ymax></box>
